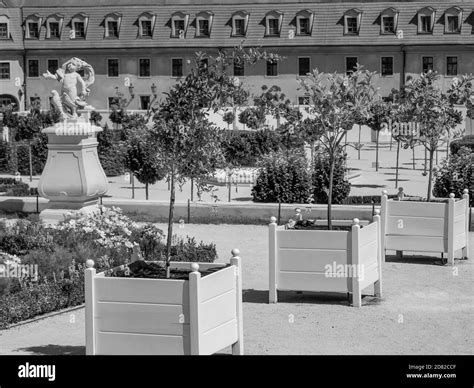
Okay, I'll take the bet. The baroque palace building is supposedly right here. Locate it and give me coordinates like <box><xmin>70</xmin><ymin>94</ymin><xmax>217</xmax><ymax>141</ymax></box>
<box><xmin>0</xmin><ymin>0</ymin><xmax>473</xmax><ymax>111</ymax></box>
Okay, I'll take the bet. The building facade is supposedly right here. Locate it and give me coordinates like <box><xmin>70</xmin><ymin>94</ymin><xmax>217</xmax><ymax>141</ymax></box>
<box><xmin>1</xmin><ymin>0</ymin><xmax>473</xmax><ymax>112</ymax></box>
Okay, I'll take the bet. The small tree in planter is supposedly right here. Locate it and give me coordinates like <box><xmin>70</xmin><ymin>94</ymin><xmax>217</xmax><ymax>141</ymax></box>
<box><xmin>403</xmin><ymin>72</ymin><xmax>463</xmax><ymax>201</ymax></box>
<box><xmin>152</xmin><ymin>49</ymin><xmax>282</xmax><ymax>277</ymax></box>
<box><xmin>299</xmin><ymin>66</ymin><xmax>378</xmax><ymax>229</ymax></box>
<box><xmin>366</xmin><ymin>99</ymin><xmax>392</xmax><ymax>172</ymax></box>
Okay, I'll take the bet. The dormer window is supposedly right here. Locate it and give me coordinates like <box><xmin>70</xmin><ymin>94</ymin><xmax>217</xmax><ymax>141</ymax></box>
<box><xmin>418</xmin><ymin>7</ymin><xmax>435</xmax><ymax>34</ymax></box>
<box><xmin>0</xmin><ymin>15</ymin><xmax>10</xmax><ymax>39</ymax></box>
<box><xmin>171</xmin><ymin>11</ymin><xmax>189</xmax><ymax>38</ymax></box>
<box><xmin>445</xmin><ymin>7</ymin><xmax>462</xmax><ymax>34</ymax></box>
<box><xmin>380</xmin><ymin>8</ymin><xmax>398</xmax><ymax>34</ymax></box>
<box><xmin>104</xmin><ymin>13</ymin><xmax>122</xmax><ymax>39</ymax></box>
<box><xmin>344</xmin><ymin>9</ymin><xmax>362</xmax><ymax>35</ymax></box>
<box><xmin>265</xmin><ymin>11</ymin><xmax>283</xmax><ymax>37</ymax></box>
<box><xmin>231</xmin><ymin>11</ymin><xmax>249</xmax><ymax>37</ymax></box>
<box><xmin>70</xmin><ymin>13</ymin><xmax>88</xmax><ymax>39</ymax></box>
<box><xmin>46</xmin><ymin>14</ymin><xmax>63</xmax><ymax>39</ymax></box>
<box><xmin>138</xmin><ymin>12</ymin><xmax>155</xmax><ymax>38</ymax></box>
<box><xmin>25</xmin><ymin>14</ymin><xmax>42</xmax><ymax>39</ymax></box>
<box><xmin>196</xmin><ymin>11</ymin><xmax>213</xmax><ymax>37</ymax></box>
<box><xmin>296</xmin><ymin>10</ymin><xmax>313</xmax><ymax>36</ymax></box>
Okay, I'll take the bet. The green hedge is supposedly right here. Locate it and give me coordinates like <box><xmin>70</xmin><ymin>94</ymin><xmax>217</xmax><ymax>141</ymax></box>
<box><xmin>450</xmin><ymin>137</ymin><xmax>474</xmax><ymax>155</ymax></box>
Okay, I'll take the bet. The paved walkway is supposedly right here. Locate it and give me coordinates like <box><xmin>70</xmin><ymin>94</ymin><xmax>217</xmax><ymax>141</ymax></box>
<box><xmin>1</xmin><ymin>225</ymin><xmax>472</xmax><ymax>355</ymax></box>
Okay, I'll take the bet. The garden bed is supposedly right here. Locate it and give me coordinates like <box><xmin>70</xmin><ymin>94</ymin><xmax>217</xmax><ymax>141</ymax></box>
<box><xmin>381</xmin><ymin>190</ymin><xmax>470</xmax><ymax>265</ymax></box>
<box><xmin>269</xmin><ymin>214</ymin><xmax>383</xmax><ymax>307</ymax></box>
<box><xmin>85</xmin><ymin>255</ymin><xmax>244</xmax><ymax>355</ymax></box>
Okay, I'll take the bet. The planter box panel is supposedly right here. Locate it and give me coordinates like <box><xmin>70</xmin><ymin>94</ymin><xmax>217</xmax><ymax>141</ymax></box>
<box><xmin>279</xmin><ymin>271</ymin><xmax>350</xmax><ymax>293</ymax></box>
<box><xmin>387</xmin><ymin>201</ymin><xmax>447</xmax><ymax>218</ymax></box>
<box><xmin>359</xmin><ymin>240</ymin><xmax>378</xmax><ymax>266</ymax></box>
<box><xmin>95</xmin><ymin>277</ymin><xmax>189</xmax><ymax>305</ymax></box>
<box><xmin>454</xmin><ymin>233</ymin><xmax>467</xmax><ymax>250</ymax></box>
<box><xmin>455</xmin><ymin>200</ymin><xmax>467</xmax><ymax>217</ymax></box>
<box><xmin>200</xmin><ymin>266</ymin><xmax>235</xmax><ymax>303</ymax></box>
<box><xmin>359</xmin><ymin>222</ymin><xmax>378</xmax><ymax>246</ymax></box>
<box><xmin>277</xmin><ymin>230</ymin><xmax>349</xmax><ymax>250</ymax></box>
<box><xmin>170</xmin><ymin>262</ymin><xmax>227</xmax><ymax>271</ymax></box>
<box><xmin>96</xmin><ymin>302</ymin><xmax>189</xmax><ymax>336</ymax></box>
<box><xmin>360</xmin><ymin>263</ymin><xmax>379</xmax><ymax>290</ymax></box>
<box><xmin>96</xmin><ymin>332</ymin><xmax>188</xmax><ymax>355</ymax></box>
<box><xmin>278</xmin><ymin>249</ymin><xmax>349</xmax><ymax>272</ymax></box>
<box><xmin>200</xmin><ymin>319</ymin><xmax>238</xmax><ymax>355</ymax></box>
<box><xmin>386</xmin><ymin>216</ymin><xmax>445</xmax><ymax>237</ymax></box>
<box><xmin>200</xmin><ymin>289</ymin><xmax>237</xmax><ymax>333</ymax></box>
<box><xmin>386</xmin><ymin>235</ymin><xmax>446</xmax><ymax>252</ymax></box>
<box><xmin>454</xmin><ymin>216</ymin><xmax>465</xmax><ymax>235</ymax></box>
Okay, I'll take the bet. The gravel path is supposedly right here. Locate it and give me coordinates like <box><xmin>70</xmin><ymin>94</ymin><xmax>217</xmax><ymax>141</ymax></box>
<box><xmin>1</xmin><ymin>224</ymin><xmax>473</xmax><ymax>355</ymax></box>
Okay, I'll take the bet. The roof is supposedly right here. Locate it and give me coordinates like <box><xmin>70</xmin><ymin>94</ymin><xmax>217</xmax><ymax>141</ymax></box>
<box><xmin>1</xmin><ymin>1</ymin><xmax>474</xmax><ymax>50</ymax></box>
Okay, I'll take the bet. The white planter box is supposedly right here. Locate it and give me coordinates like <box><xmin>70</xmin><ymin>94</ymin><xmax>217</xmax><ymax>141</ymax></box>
<box><xmin>85</xmin><ymin>253</ymin><xmax>244</xmax><ymax>355</ymax></box>
<box><xmin>381</xmin><ymin>190</ymin><xmax>470</xmax><ymax>265</ymax></box>
<box><xmin>268</xmin><ymin>215</ymin><xmax>383</xmax><ymax>307</ymax></box>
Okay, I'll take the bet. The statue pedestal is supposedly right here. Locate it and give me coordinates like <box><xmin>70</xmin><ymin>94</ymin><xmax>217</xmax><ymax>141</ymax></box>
<box><xmin>38</xmin><ymin>117</ymin><xmax>109</xmax><ymax>225</ymax></box>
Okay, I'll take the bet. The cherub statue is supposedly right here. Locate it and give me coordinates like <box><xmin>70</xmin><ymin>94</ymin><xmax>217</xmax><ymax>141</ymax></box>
<box><xmin>43</xmin><ymin>57</ymin><xmax>95</xmax><ymax>120</ymax></box>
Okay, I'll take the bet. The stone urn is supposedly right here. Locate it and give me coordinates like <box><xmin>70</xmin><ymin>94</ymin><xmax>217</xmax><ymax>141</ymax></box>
<box><xmin>38</xmin><ymin>115</ymin><xmax>109</xmax><ymax>224</ymax></box>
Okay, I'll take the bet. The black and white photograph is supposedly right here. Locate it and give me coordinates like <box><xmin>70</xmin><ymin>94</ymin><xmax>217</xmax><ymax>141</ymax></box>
<box><xmin>0</xmin><ymin>0</ymin><xmax>473</xmax><ymax>385</ymax></box>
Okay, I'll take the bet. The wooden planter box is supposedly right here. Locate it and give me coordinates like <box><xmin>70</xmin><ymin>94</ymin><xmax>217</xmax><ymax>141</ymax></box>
<box><xmin>268</xmin><ymin>214</ymin><xmax>383</xmax><ymax>307</ymax></box>
<box><xmin>381</xmin><ymin>190</ymin><xmax>470</xmax><ymax>265</ymax></box>
<box><xmin>85</xmin><ymin>252</ymin><xmax>244</xmax><ymax>355</ymax></box>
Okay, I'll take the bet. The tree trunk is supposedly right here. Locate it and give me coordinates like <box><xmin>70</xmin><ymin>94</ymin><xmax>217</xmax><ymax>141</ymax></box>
<box><xmin>412</xmin><ymin>146</ymin><xmax>416</xmax><ymax>170</ymax></box>
<box><xmin>131</xmin><ymin>174</ymin><xmax>135</xmax><ymax>199</ymax></box>
<box><xmin>427</xmin><ymin>148</ymin><xmax>435</xmax><ymax>202</ymax></box>
<box><xmin>190</xmin><ymin>177</ymin><xmax>194</xmax><ymax>202</ymax></box>
<box><xmin>358</xmin><ymin>125</ymin><xmax>361</xmax><ymax>160</ymax></box>
<box><xmin>165</xmin><ymin>169</ymin><xmax>176</xmax><ymax>278</ymax></box>
<box><xmin>145</xmin><ymin>182</ymin><xmax>149</xmax><ymax>200</ymax></box>
<box><xmin>327</xmin><ymin>155</ymin><xmax>335</xmax><ymax>230</ymax></box>
<box><xmin>395</xmin><ymin>140</ymin><xmax>400</xmax><ymax>188</ymax></box>
<box><xmin>375</xmin><ymin>130</ymin><xmax>380</xmax><ymax>172</ymax></box>
<box><xmin>423</xmin><ymin>147</ymin><xmax>427</xmax><ymax>175</ymax></box>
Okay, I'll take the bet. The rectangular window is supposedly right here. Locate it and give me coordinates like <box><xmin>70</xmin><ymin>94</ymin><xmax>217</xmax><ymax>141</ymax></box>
<box><xmin>108</xmin><ymin>97</ymin><xmax>117</xmax><ymax>109</ymax></box>
<box><xmin>446</xmin><ymin>16</ymin><xmax>459</xmax><ymax>33</ymax></box>
<box><xmin>198</xmin><ymin>58</ymin><xmax>208</xmax><ymax>73</ymax></box>
<box><xmin>446</xmin><ymin>56</ymin><xmax>458</xmax><ymax>76</ymax></box>
<box><xmin>0</xmin><ymin>62</ymin><xmax>10</xmax><ymax>80</ymax></box>
<box><xmin>420</xmin><ymin>15</ymin><xmax>432</xmax><ymax>33</ymax></box>
<box><xmin>299</xmin><ymin>18</ymin><xmax>310</xmax><ymax>35</ymax></box>
<box><xmin>173</xmin><ymin>19</ymin><xmax>185</xmax><ymax>37</ymax></box>
<box><xmin>346</xmin><ymin>17</ymin><xmax>358</xmax><ymax>34</ymax></box>
<box><xmin>346</xmin><ymin>57</ymin><xmax>358</xmax><ymax>75</ymax></box>
<box><xmin>47</xmin><ymin>59</ymin><xmax>58</xmax><ymax>74</ymax></box>
<box><xmin>298</xmin><ymin>57</ymin><xmax>310</xmax><ymax>76</ymax></box>
<box><xmin>0</xmin><ymin>23</ymin><xmax>8</xmax><ymax>39</ymax></box>
<box><xmin>28</xmin><ymin>59</ymin><xmax>39</xmax><ymax>78</ymax></box>
<box><xmin>139</xmin><ymin>58</ymin><xmax>151</xmax><ymax>77</ymax></box>
<box><xmin>30</xmin><ymin>96</ymin><xmax>40</xmax><ymax>107</ymax></box>
<box><xmin>172</xmin><ymin>58</ymin><xmax>183</xmax><ymax>77</ymax></box>
<box><xmin>233</xmin><ymin>59</ymin><xmax>244</xmax><ymax>76</ymax></box>
<box><xmin>28</xmin><ymin>22</ymin><xmax>39</xmax><ymax>38</ymax></box>
<box><xmin>141</xmin><ymin>20</ymin><xmax>152</xmax><ymax>37</ymax></box>
<box><xmin>234</xmin><ymin>19</ymin><xmax>245</xmax><ymax>36</ymax></box>
<box><xmin>198</xmin><ymin>19</ymin><xmax>209</xmax><ymax>37</ymax></box>
<box><xmin>422</xmin><ymin>56</ymin><xmax>434</xmax><ymax>73</ymax></box>
<box><xmin>49</xmin><ymin>22</ymin><xmax>60</xmax><ymax>38</ymax></box>
<box><xmin>382</xmin><ymin>16</ymin><xmax>395</xmax><ymax>33</ymax></box>
<box><xmin>266</xmin><ymin>60</ymin><xmax>278</xmax><ymax>76</ymax></box>
<box><xmin>107</xmin><ymin>58</ymin><xmax>119</xmax><ymax>77</ymax></box>
<box><xmin>74</xmin><ymin>22</ymin><xmax>85</xmax><ymax>38</ymax></box>
<box><xmin>140</xmin><ymin>95</ymin><xmax>151</xmax><ymax>110</ymax></box>
<box><xmin>381</xmin><ymin>57</ymin><xmax>393</xmax><ymax>76</ymax></box>
<box><xmin>107</xmin><ymin>21</ymin><xmax>119</xmax><ymax>38</ymax></box>
<box><xmin>268</xmin><ymin>18</ymin><xmax>279</xmax><ymax>35</ymax></box>
<box><xmin>298</xmin><ymin>96</ymin><xmax>310</xmax><ymax>105</ymax></box>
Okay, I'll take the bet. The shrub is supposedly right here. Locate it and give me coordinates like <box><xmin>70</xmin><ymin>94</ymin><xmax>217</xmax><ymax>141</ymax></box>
<box><xmin>450</xmin><ymin>137</ymin><xmax>474</xmax><ymax>155</ymax></box>
<box><xmin>312</xmin><ymin>151</ymin><xmax>351</xmax><ymax>205</ymax></box>
<box><xmin>0</xmin><ymin>219</ymin><xmax>55</xmax><ymax>256</ymax></box>
<box><xmin>251</xmin><ymin>151</ymin><xmax>312</xmax><ymax>203</ymax></box>
<box><xmin>0</xmin><ymin>140</ymin><xmax>10</xmax><ymax>173</ymax></box>
<box><xmin>97</xmin><ymin>125</ymin><xmax>126</xmax><ymax>176</ymax></box>
<box><xmin>433</xmin><ymin>146</ymin><xmax>473</xmax><ymax>206</ymax></box>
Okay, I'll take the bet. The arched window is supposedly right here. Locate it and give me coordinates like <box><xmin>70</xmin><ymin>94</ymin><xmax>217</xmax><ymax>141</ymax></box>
<box><xmin>265</xmin><ymin>10</ymin><xmax>283</xmax><ymax>37</ymax></box>
<box><xmin>25</xmin><ymin>14</ymin><xmax>42</xmax><ymax>39</ymax></box>
<box><xmin>195</xmin><ymin>11</ymin><xmax>213</xmax><ymax>37</ymax></box>
<box><xmin>380</xmin><ymin>8</ymin><xmax>398</xmax><ymax>34</ymax></box>
<box><xmin>171</xmin><ymin>11</ymin><xmax>189</xmax><ymax>39</ymax></box>
<box><xmin>231</xmin><ymin>11</ymin><xmax>249</xmax><ymax>37</ymax></box>
<box><xmin>296</xmin><ymin>10</ymin><xmax>313</xmax><ymax>36</ymax></box>
<box><xmin>104</xmin><ymin>12</ymin><xmax>122</xmax><ymax>39</ymax></box>
<box><xmin>445</xmin><ymin>7</ymin><xmax>463</xmax><ymax>34</ymax></box>
<box><xmin>138</xmin><ymin>12</ymin><xmax>156</xmax><ymax>38</ymax></box>
<box><xmin>45</xmin><ymin>13</ymin><xmax>64</xmax><ymax>39</ymax></box>
<box><xmin>70</xmin><ymin>13</ymin><xmax>89</xmax><ymax>39</ymax></box>
<box><xmin>344</xmin><ymin>9</ymin><xmax>362</xmax><ymax>35</ymax></box>
<box><xmin>418</xmin><ymin>7</ymin><xmax>435</xmax><ymax>34</ymax></box>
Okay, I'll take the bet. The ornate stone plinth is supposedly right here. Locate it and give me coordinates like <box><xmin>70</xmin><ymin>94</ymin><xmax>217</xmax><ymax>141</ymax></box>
<box><xmin>38</xmin><ymin>116</ymin><xmax>109</xmax><ymax>224</ymax></box>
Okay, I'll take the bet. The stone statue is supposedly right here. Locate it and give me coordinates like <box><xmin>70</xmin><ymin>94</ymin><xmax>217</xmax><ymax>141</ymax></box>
<box><xmin>43</xmin><ymin>57</ymin><xmax>95</xmax><ymax>120</ymax></box>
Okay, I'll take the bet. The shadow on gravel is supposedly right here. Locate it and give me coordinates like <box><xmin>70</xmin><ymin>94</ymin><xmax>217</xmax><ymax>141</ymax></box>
<box><xmin>351</xmin><ymin>184</ymin><xmax>385</xmax><ymax>188</ymax></box>
<box><xmin>243</xmin><ymin>289</ymin><xmax>354</xmax><ymax>306</ymax></box>
<box><xmin>15</xmin><ymin>345</ymin><xmax>85</xmax><ymax>355</ymax></box>
<box><xmin>385</xmin><ymin>254</ymin><xmax>447</xmax><ymax>266</ymax></box>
